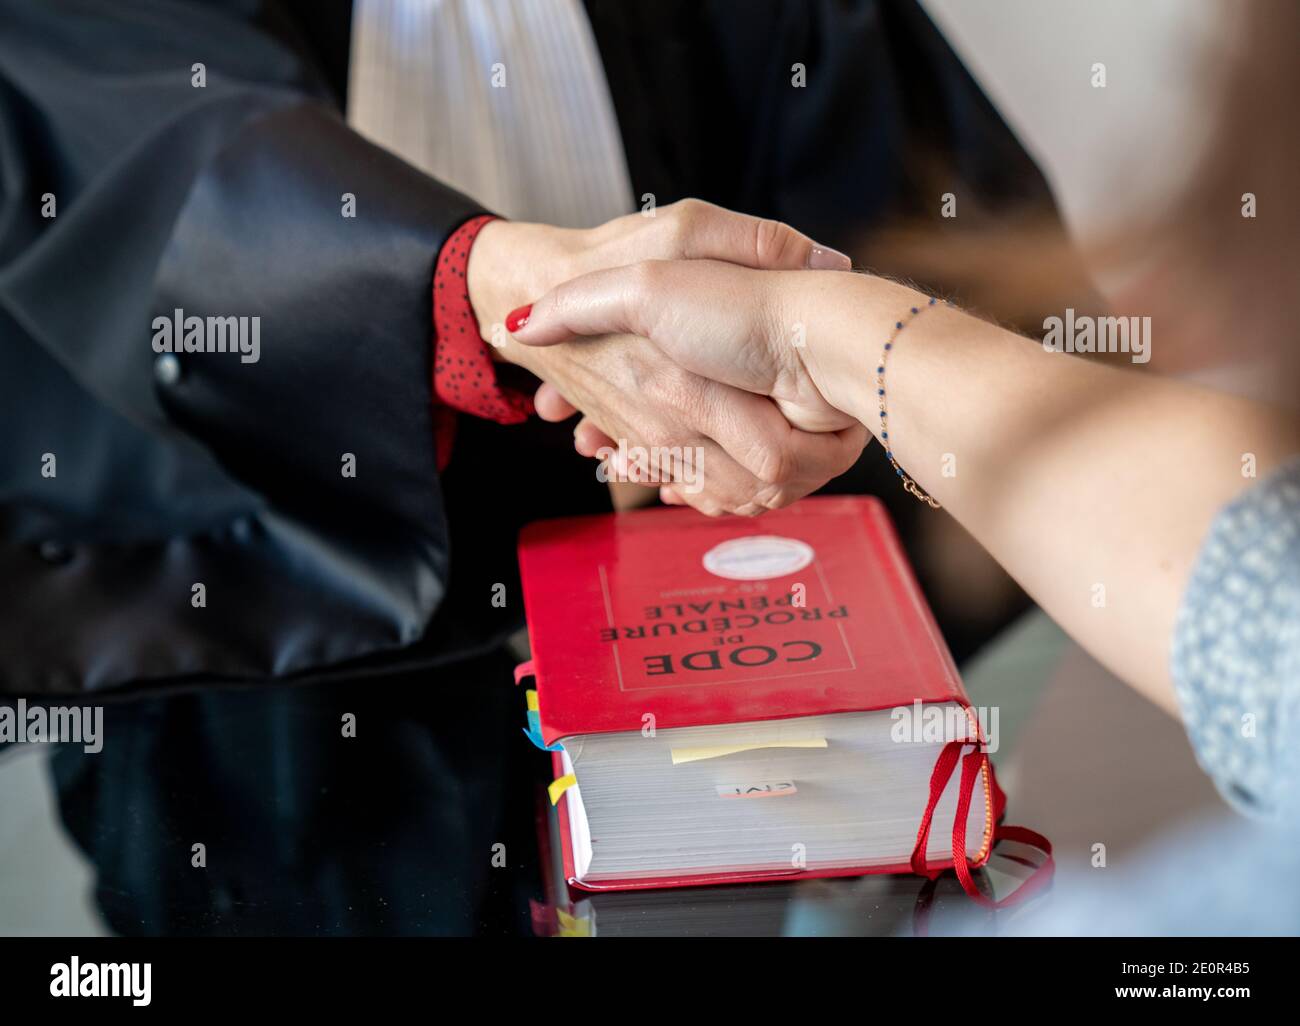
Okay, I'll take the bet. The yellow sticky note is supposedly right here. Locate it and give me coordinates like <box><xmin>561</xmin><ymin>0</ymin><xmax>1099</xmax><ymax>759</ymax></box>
<box><xmin>548</xmin><ymin>773</ymin><xmax>577</xmax><ymax>805</ymax></box>
<box><xmin>525</xmin><ymin>689</ymin><xmax>539</xmax><ymax>712</ymax></box>
<box><xmin>669</xmin><ymin>738</ymin><xmax>828</xmax><ymax>765</ymax></box>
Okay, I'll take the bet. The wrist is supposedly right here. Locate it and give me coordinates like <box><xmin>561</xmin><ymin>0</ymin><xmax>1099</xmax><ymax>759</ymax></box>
<box><xmin>791</xmin><ymin>272</ymin><xmax>929</xmax><ymax>431</ymax></box>
<box><xmin>467</xmin><ymin>219</ymin><xmax>581</xmax><ymax>367</ymax></box>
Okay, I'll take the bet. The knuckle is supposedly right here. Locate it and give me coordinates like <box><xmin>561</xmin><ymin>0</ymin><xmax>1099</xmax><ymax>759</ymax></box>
<box><xmin>672</xmin><ymin>197</ymin><xmax>707</xmax><ymax>225</ymax></box>
<box><xmin>751</xmin><ymin>439</ymin><xmax>796</xmax><ymax>487</ymax></box>
<box><xmin>751</xmin><ymin>480</ymin><xmax>792</xmax><ymax>512</ymax></box>
<box><xmin>666</xmin><ymin>198</ymin><xmax>713</xmax><ymax>252</ymax></box>
<box><xmin>752</xmin><ymin>217</ymin><xmax>797</xmax><ymax>266</ymax></box>
<box><xmin>694</xmin><ymin>469</ymin><xmax>749</xmax><ymax>518</ymax></box>
<box><xmin>765</xmin><ymin>486</ymin><xmax>798</xmax><ymax>511</ymax></box>
<box><xmin>688</xmin><ymin>493</ymin><xmax>724</xmax><ymax>518</ymax></box>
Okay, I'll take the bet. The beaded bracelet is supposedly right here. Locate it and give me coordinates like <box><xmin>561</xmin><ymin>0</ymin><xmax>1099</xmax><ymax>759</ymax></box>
<box><xmin>876</xmin><ymin>296</ymin><xmax>950</xmax><ymax>509</ymax></box>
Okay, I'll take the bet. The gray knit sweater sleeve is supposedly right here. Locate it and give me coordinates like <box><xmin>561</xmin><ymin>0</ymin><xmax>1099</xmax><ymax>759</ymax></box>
<box><xmin>1171</xmin><ymin>457</ymin><xmax>1300</xmax><ymax>816</ymax></box>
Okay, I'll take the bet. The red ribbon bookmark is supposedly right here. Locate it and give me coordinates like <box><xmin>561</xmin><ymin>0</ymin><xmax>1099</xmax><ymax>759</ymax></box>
<box><xmin>910</xmin><ymin>739</ymin><xmax>1054</xmax><ymax>909</ymax></box>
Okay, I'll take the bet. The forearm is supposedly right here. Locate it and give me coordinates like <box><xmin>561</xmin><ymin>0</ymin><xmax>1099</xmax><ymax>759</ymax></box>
<box><xmin>795</xmin><ymin>272</ymin><xmax>1300</xmax><ymax>709</ymax></box>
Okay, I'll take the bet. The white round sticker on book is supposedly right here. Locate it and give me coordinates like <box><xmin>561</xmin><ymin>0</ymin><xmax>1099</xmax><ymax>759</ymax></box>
<box><xmin>702</xmin><ymin>535</ymin><xmax>814</xmax><ymax>581</ymax></box>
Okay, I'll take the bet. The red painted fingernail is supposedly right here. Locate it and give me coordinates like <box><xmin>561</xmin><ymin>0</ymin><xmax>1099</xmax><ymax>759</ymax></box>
<box><xmin>506</xmin><ymin>304</ymin><xmax>532</xmax><ymax>333</ymax></box>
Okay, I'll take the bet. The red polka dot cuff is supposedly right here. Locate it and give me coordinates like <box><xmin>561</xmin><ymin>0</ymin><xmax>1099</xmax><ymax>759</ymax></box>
<box><xmin>432</xmin><ymin>214</ymin><xmax>535</xmax><ymax>426</ymax></box>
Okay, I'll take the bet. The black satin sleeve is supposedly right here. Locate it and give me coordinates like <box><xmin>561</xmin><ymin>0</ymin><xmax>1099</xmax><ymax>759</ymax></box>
<box><xmin>0</xmin><ymin>0</ymin><xmax>497</xmax><ymax>695</ymax></box>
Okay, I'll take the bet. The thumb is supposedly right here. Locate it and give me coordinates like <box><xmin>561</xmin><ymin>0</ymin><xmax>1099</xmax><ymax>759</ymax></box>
<box><xmin>506</xmin><ymin>263</ymin><xmax>663</xmax><ymax>348</ymax></box>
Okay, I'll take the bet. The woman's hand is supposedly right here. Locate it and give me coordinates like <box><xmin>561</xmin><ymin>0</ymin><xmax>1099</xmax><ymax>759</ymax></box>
<box><xmin>467</xmin><ymin>199</ymin><xmax>851</xmax><ymax>345</ymax></box>
<box><xmin>505</xmin><ymin>327</ymin><xmax>867</xmax><ymax>515</ymax></box>
<box><xmin>473</xmin><ymin>204</ymin><xmax>869</xmax><ymax>516</ymax></box>
<box><xmin>507</xmin><ymin>257</ymin><xmax>889</xmax><ymax>511</ymax></box>
<box><xmin>509</xmin><ymin>259</ymin><xmax>860</xmax><ymax>433</ymax></box>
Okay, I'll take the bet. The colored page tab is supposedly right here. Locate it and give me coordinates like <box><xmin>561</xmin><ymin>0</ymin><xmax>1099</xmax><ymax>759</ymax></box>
<box><xmin>548</xmin><ymin>773</ymin><xmax>577</xmax><ymax>805</ymax></box>
<box><xmin>556</xmin><ymin>908</ymin><xmax>592</xmax><ymax>937</ymax></box>
<box><xmin>523</xmin><ymin>710</ymin><xmax>564</xmax><ymax>753</ymax></box>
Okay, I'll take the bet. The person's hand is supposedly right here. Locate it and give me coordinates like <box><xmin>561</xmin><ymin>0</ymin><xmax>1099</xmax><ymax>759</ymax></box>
<box><xmin>519</xmin><ymin>260</ymin><xmax>860</xmax><ymax>433</ymax></box>
<box><xmin>466</xmin><ymin>199</ymin><xmax>852</xmax><ymax>345</ymax></box>
<box><xmin>466</xmin><ymin>201</ymin><xmax>866</xmax><ymax>516</ymax></box>
<box><xmin>506</xmin><ymin>257</ymin><xmax>894</xmax><ymax>507</ymax></box>
<box><xmin>506</xmin><ymin>327</ymin><xmax>867</xmax><ymax>515</ymax></box>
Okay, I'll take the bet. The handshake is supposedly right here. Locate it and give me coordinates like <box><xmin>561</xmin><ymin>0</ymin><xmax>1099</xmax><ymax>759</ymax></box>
<box><xmin>467</xmin><ymin>199</ymin><xmax>884</xmax><ymax>516</ymax></box>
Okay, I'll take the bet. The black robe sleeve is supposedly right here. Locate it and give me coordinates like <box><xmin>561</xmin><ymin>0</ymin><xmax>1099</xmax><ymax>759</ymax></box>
<box><xmin>0</xmin><ymin>0</ymin><xmax>495</xmax><ymax>695</ymax></box>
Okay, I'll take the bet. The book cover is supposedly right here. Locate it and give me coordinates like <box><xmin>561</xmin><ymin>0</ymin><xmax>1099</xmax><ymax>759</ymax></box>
<box><xmin>518</xmin><ymin>495</ymin><xmax>969</xmax><ymax>746</ymax></box>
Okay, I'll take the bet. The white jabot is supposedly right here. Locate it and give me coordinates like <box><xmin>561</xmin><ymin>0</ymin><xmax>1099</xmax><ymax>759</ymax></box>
<box><xmin>347</xmin><ymin>0</ymin><xmax>635</xmax><ymax>229</ymax></box>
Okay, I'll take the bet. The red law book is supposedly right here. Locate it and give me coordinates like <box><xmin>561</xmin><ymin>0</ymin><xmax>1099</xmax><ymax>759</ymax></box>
<box><xmin>516</xmin><ymin>496</ymin><xmax>1050</xmax><ymax>902</ymax></box>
